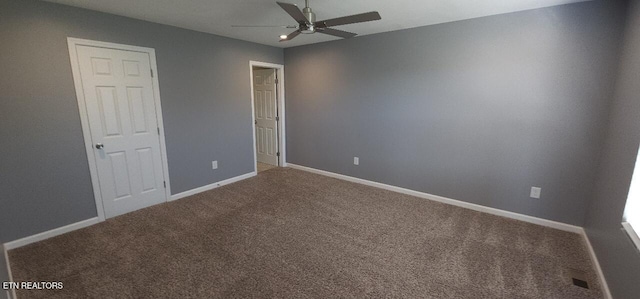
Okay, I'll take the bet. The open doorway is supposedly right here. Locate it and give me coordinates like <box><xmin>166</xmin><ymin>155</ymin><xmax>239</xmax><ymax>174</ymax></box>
<box><xmin>250</xmin><ymin>61</ymin><xmax>286</xmax><ymax>173</ymax></box>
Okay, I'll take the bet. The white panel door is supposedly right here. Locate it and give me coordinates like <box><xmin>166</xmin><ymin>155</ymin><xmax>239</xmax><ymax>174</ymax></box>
<box><xmin>76</xmin><ymin>45</ymin><xmax>166</xmax><ymax>218</ymax></box>
<box><xmin>254</xmin><ymin>69</ymin><xmax>278</xmax><ymax>166</ymax></box>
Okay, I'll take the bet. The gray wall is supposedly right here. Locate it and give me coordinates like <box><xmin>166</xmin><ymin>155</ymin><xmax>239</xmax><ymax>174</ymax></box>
<box><xmin>284</xmin><ymin>1</ymin><xmax>626</xmax><ymax>226</ymax></box>
<box><xmin>0</xmin><ymin>0</ymin><xmax>283</xmax><ymax>243</ymax></box>
<box><xmin>584</xmin><ymin>1</ymin><xmax>640</xmax><ymax>298</ymax></box>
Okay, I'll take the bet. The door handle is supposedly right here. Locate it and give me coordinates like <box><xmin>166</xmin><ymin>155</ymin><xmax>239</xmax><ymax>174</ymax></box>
<box><xmin>95</xmin><ymin>143</ymin><xmax>104</xmax><ymax>149</ymax></box>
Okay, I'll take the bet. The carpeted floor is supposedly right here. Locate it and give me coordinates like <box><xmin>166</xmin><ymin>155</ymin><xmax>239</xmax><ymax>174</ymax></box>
<box><xmin>9</xmin><ymin>168</ymin><xmax>602</xmax><ymax>298</ymax></box>
<box><xmin>257</xmin><ymin>162</ymin><xmax>277</xmax><ymax>173</ymax></box>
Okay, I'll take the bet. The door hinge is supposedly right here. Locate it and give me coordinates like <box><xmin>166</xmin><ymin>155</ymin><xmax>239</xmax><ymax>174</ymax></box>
<box><xmin>151</xmin><ymin>69</ymin><xmax>154</xmax><ymax>77</ymax></box>
<box><xmin>276</xmin><ymin>152</ymin><xmax>280</xmax><ymax>157</ymax></box>
<box><xmin>276</xmin><ymin>116</ymin><xmax>279</xmax><ymax>121</ymax></box>
<box><xmin>157</xmin><ymin>127</ymin><xmax>160</xmax><ymax>135</ymax></box>
<box><xmin>275</xmin><ymin>78</ymin><xmax>279</xmax><ymax>84</ymax></box>
<box><xmin>163</xmin><ymin>181</ymin><xmax>166</xmax><ymax>188</ymax></box>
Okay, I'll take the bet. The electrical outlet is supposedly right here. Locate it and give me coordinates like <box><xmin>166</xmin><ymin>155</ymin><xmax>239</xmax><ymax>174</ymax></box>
<box><xmin>212</xmin><ymin>160</ymin><xmax>218</xmax><ymax>170</ymax></box>
<box><xmin>530</xmin><ymin>187</ymin><xmax>541</xmax><ymax>199</ymax></box>
<box><xmin>354</xmin><ymin>157</ymin><xmax>359</xmax><ymax>165</ymax></box>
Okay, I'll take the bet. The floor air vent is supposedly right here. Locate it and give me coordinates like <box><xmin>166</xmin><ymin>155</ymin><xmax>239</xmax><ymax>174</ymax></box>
<box><xmin>567</xmin><ymin>268</ymin><xmax>590</xmax><ymax>289</ymax></box>
<box><xmin>572</xmin><ymin>278</ymin><xmax>589</xmax><ymax>289</ymax></box>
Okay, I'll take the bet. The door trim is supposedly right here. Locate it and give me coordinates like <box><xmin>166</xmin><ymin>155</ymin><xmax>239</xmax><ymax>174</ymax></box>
<box><xmin>249</xmin><ymin>61</ymin><xmax>287</xmax><ymax>171</ymax></box>
<box><xmin>67</xmin><ymin>37</ymin><xmax>172</xmax><ymax>221</ymax></box>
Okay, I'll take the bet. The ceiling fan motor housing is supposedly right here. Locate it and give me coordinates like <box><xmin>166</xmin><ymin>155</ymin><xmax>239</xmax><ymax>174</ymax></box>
<box><xmin>301</xmin><ymin>6</ymin><xmax>316</xmax><ymax>33</ymax></box>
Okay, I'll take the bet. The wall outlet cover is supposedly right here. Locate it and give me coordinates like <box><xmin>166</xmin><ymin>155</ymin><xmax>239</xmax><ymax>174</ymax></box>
<box><xmin>212</xmin><ymin>160</ymin><xmax>218</xmax><ymax>170</ymax></box>
<box><xmin>353</xmin><ymin>157</ymin><xmax>359</xmax><ymax>165</ymax></box>
<box><xmin>530</xmin><ymin>187</ymin><xmax>541</xmax><ymax>199</ymax></box>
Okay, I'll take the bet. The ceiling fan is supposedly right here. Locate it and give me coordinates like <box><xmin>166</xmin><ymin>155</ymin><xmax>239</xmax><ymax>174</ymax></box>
<box><xmin>232</xmin><ymin>0</ymin><xmax>382</xmax><ymax>42</ymax></box>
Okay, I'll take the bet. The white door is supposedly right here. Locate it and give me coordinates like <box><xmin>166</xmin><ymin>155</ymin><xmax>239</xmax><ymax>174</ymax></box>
<box><xmin>254</xmin><ymin>69</ymin><xmax>279</xmax><ymax>166</ymax></box>
<box><xmin>76</xmin><ymin>45</ymin><xmax>166</xmax><ymax>218</ymax></box>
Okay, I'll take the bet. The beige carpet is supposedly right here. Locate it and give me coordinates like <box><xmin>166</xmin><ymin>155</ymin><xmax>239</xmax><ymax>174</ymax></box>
<box><xmin>257</xmin><ymin>162</ymin><xmax>277</xmax><ymax>173</ymax></box>
<box><xmin>9</xmin><ymin>168</ymin><xmax>602</xmax><ymax>298</ymax></box>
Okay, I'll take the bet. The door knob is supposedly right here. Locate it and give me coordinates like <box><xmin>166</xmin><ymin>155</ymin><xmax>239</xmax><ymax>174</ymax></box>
<box><xmin>95</xmin><ymin>143</ymin><xmax>104</xmax><ymax>149</ymax></box>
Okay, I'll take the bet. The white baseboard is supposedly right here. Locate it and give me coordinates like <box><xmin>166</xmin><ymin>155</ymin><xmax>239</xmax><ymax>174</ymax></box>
<box><xmin>170</xmin><ymin>171</ymin><xmax>257</xmax><ymax>201</ymax></box>
<box><xmin>287</xmin><ymin>163</ymin><xmax>583</xmax><ymax>234</ymax></box>
<box><xmin>3</xmin><ymin>217</ymin><xmax>101</xmax><ymax>251</ymax></box>
<box><xmin>3</xmin><ymin>245</ymin><xmax>16</xmax><ymax>299</ymax></box>
<box><xmin>580</xmin><ymin>229</ymin><xmax>612</xmax><ymax>299</ymax></box>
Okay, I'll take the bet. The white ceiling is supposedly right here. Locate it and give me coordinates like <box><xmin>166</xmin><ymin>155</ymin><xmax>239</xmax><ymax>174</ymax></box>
<box><xmin>46</xmin><ymin>0</ymin><xmax>589</xmax><ymax>48</ymax></box>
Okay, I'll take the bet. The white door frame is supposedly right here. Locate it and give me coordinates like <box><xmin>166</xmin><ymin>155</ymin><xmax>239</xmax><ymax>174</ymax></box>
<box><xmin>67</xmin><ymin>37</ymin><xmax>172</xmax><ymax>221</ymax></box>
<box><xmin>249</xmin><ymin>61</ymin><xmax>287</xmax><ymax>171</ymax></box>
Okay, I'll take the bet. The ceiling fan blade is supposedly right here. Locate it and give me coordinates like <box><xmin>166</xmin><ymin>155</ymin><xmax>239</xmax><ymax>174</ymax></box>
<box><xmin>317</xmin><ymin>28</ymin><xmax>357</xmax><ymax>39</ymax></box>
<box><xmin>280</xmin><ymin>30</ymin><xmax>302</xmax><ymax>42</ymax></box>
<box><xmin>276</xmin><ymin>2</ymin><xmax>309</xmax><ymax>24</ymax></box>
<box><xmin>316</xmin><ymin>11</ymin><xmax>381</xmax><ymax>28</ymax></box>
<box><xmin>232</xmin><ymin>25</ymin><xmax>298</xmax><ymax>28</ymax></box>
